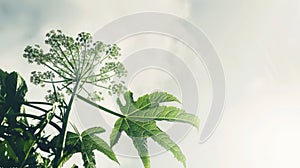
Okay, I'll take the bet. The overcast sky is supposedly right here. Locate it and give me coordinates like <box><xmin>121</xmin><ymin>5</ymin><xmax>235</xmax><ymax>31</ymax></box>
<box><xmin>1</xmin><ymin>0</ymin><xmax>300</xmax><ymax>168</ymax></box>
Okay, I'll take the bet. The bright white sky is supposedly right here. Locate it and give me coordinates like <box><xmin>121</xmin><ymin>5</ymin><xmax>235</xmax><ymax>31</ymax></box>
<box><xmin>1</xmin><ymin>0</ymin><xmax>300</xmax><ymax>168</ymax></box>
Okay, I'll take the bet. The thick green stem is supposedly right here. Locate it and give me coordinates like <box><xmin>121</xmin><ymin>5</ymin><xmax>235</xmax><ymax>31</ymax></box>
<box><xmin>53</xmin><ymin>81</ymin><xmax>80</xmax><ymax>167</ymax></box>
<box><xmin>77</xmin><ymin>94</ymin><xmax>125</xmax><ymax>118</ymax></box>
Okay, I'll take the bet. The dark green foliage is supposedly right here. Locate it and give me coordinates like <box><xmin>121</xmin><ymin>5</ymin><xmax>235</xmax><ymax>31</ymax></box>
<box><xmin>0</xmin><ymin>69</ymin><xmax>50</xmax><ymax>167</ymax></box>
<box><xmin>0</xmin><ymin>69</ymin><xmax>120</xmax><ymax>168</ymax></box>
<box><xmin>0</xmin><ymin>69</ymin><xmax>27</xmax><ymax>124</ymax></box>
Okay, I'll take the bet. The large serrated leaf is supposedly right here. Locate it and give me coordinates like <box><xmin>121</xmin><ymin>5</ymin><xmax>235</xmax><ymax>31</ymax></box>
<box><xmin>110</xmin><ymin>91</ymin><xmax>199</xmax><ymax>168</ymax></box>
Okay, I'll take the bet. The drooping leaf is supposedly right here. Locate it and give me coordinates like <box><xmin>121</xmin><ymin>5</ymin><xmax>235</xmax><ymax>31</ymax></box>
<box><xmin>110</xmin><ymin>91</ymin><xmax>200</xmax><ymax>168</ymax></box>
<box><xmin>59</xmin><ymin>126</ymin><xmax>119</xmax><ymax>168</ymax></box>
<box><xmin>110</xmin><ymin>118</ymin><xmax>125</xmax><ymax>147</ymax></box>
<box><xmin>85</xmin><ymin>134</ymin><xmax>119</xmax><ymax>164</ymax></box>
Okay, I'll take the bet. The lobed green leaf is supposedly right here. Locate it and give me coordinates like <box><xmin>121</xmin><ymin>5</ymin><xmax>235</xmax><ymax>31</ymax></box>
<box><xmin>110</xmin><ymin>91</ymin><xmax>199</xmax><ymax>168</ymax></box>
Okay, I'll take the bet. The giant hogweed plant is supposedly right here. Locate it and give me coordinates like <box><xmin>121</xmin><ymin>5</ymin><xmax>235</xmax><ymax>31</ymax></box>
<box><xmin>0</xmin><ymin>30</ymin><xmax>199</xmax><ymax>168</ymax></box>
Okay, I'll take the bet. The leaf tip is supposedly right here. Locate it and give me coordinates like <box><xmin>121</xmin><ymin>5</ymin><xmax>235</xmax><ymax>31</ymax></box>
<box><xmin>194</xmin><ymin>118</ymin><xmax>200</xmax><ymax>130</ymax></box>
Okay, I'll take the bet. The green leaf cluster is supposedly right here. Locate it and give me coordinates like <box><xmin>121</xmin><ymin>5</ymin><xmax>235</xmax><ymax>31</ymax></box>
<box><xmin>0</xmin><ymin>69</ymin><xmax>119</xmax><ymax>168</ymax></box>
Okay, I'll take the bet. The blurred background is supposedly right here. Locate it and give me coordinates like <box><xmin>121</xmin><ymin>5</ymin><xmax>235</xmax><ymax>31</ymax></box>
<box><xmin>0</xmin><ymin>0</ymin><xmax>300</xmax><ymax>167</ymax></box>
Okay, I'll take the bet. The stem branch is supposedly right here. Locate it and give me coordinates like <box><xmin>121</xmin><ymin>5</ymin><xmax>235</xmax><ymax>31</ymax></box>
<box><xmin>77</xmin><ymin>94</ymin><xmax>125</xmax><ymax>118</ymax></box>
